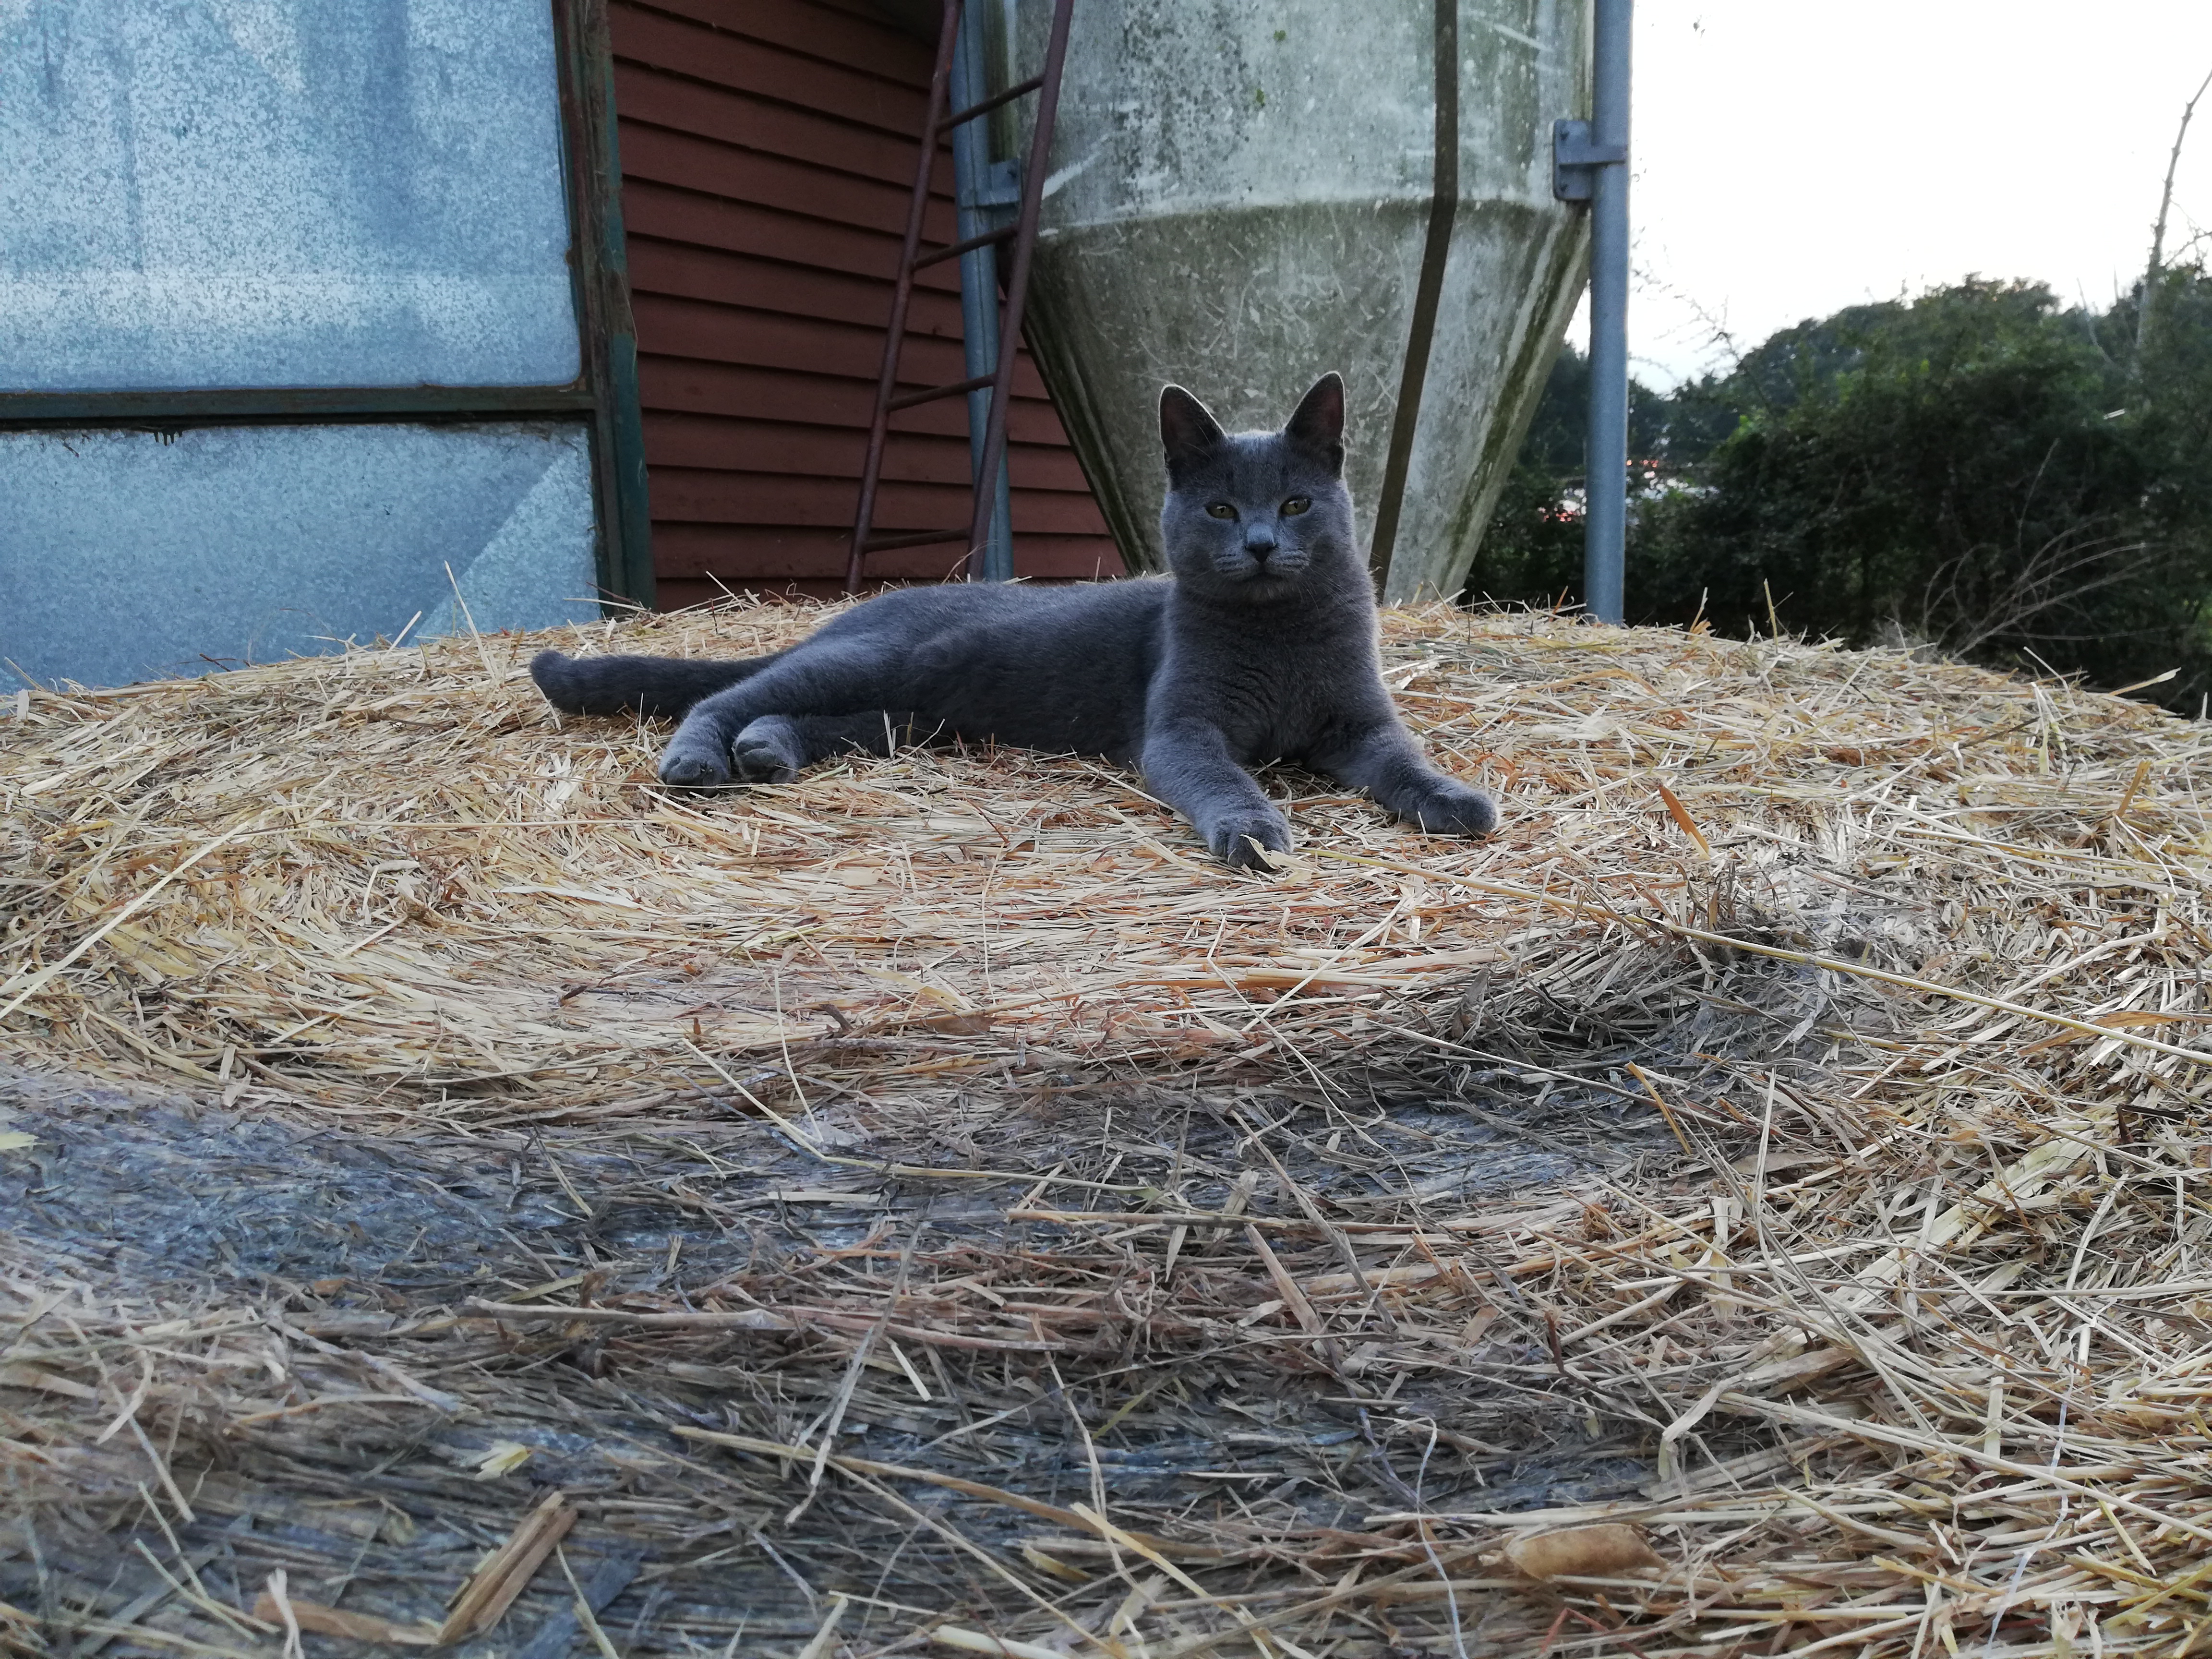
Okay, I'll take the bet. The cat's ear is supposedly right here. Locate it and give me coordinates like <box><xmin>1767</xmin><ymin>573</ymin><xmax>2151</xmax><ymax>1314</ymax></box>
<box><xmin>1285</xmin><ymin>373</ymin><xmax>1346</xmax><ymax>473</ymax></box>
<box><xmin>1159</xmin><ymin>385</ymin><xmax>1226</xmax><ymax>482</ymax></box>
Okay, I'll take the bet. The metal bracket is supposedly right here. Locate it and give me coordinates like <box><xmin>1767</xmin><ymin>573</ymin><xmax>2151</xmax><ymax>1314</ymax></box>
<box><xmin>1552</xmin><ymin>118</ymin><xmax>1626</xmax><ymax>202</ymax></box>
<box><xmin>963</xmin><ymin>157</ymin><xmax>1022</xmax><ymax>215</ymax></box>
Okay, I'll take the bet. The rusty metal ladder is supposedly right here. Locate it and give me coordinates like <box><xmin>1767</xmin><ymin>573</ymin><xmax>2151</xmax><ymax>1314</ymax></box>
<box><xmin>843</xmin><ymin>0</ymin><xmax>1075</xmax><ymax>594</ymax></box>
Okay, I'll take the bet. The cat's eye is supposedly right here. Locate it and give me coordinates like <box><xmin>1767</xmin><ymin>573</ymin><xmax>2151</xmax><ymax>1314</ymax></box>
<box><xmin>1281</xmin><ymin>497</ymin><xmax>1311</xmax><ymax>517</ymax></box>
<box><xmin>1206</xmin><ymin>502</ymin><xmax>1238</xmax><ymax>520</ymax></box>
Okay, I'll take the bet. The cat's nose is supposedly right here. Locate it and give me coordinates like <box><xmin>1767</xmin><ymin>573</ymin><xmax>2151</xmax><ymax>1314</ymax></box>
<box><xmin>1244</xmin><ymin>527</ymin><xmax>1277</xmax><ymax>561</ymax></box>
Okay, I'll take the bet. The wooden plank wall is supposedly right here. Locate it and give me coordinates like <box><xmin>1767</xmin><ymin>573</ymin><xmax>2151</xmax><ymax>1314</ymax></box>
<box><xmin>608</xmin><ymin>0</ymin><xmax>1122</xmax><ymax>605</ymax></box>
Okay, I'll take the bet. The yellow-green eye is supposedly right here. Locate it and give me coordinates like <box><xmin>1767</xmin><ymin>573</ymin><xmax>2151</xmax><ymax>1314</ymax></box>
<box><xmin>1282</xmin><ymin>497</ymin><xmax>1310</xmax><ymax>516</ymax></box>
<box><xmin>1206</xmin><ymin>502</ymin><xmax>1237</xmax><ymax>519</ymax></box>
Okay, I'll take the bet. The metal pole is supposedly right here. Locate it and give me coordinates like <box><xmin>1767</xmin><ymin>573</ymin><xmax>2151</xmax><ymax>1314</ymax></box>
<box><xmin>969</xmin><ymin>0</ymin><xmax>1073</xmax><ymax>585</ymax></box>
<box><xmin>950</xmin><ymin>3</ymin><xmax>1016</xmax><ymax>582</ymax></box>
<box><xmin>1582</xmin><ymin>0</ymin><xmax>1631</xmax><ymax>625</ymax></box>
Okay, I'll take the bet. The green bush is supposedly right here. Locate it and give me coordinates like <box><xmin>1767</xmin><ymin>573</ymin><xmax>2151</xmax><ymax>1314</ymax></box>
<box><xmin>1483</xmin><ymin>272</ymin><xmax>2212</xmax><ymax>708</ymax></box>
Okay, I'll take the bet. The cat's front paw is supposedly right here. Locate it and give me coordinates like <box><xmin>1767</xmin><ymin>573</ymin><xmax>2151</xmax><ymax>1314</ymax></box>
<box><xmin>657</xmin><ymin>733</ymin><xmax>733</xmax><ymax>788</ymax></box>
<box><xmin>1206</xmin><ymin>810</ymin><xmax>1294</xmax><ymax>870</ymax></box>
<box><xmin>731</xmin><ymin>716</ymin><xmax>804</xmax><ymax>784</ymax></box>
<box><xmin>1402</xmin><ymin>783</ymin><xmax>1498</xmax><ymax>838</ymax></box>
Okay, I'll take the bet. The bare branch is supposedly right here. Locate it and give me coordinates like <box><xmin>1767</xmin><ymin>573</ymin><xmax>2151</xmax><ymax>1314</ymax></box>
<box><xmin>1919</xmin><ymin>520</ymin><xmax>2182</xmax><ymax>659</ymax></box>
<box><xmin>2139</xmin><ymin>64</ymin><xmax>2212</xmax><ymax>361</ymax></box>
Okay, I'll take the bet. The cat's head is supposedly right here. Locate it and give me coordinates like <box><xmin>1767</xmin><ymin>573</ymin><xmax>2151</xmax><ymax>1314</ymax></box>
<box><xmin>1156</xmin><ymin>373</ymin><xmax>1360</xmax><ymax>601</ymax></box>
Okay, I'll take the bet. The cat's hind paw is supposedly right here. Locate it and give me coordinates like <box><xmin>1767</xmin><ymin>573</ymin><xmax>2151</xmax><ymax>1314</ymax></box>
<box><xmin>1403</xmin><ymin>783</ymin><xmax>1499</xmax><ymax>838</ymax></box>
<box><xmin>1206</xmin><ymin>810</ymin><xmax>1294</xmax><ymax>871</ymax></box>
<box><xmin>731</xmin><ymin>716</ymin><xmax>805</xmax><ymax>784</ymax></box>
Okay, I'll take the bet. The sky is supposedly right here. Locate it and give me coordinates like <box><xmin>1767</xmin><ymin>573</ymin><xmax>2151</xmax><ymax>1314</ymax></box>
<box><xmin>1615</xmin><ymin>2</ymin><xmax>2212</xmax><ymax>387</ymax></box>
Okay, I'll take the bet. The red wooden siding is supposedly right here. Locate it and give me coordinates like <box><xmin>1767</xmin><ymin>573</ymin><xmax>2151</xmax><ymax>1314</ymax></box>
<box><xmin>607</xmin><ymin>0</ymin><xmax>1121</xmax><ymax>605</ymax></box>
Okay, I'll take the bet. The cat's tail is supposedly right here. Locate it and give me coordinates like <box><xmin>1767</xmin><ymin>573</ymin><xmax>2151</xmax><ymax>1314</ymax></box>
<box><xmin>529</xmin><ymin>649</ymin><xmax>783</xmax><ymax>719</ymax></box>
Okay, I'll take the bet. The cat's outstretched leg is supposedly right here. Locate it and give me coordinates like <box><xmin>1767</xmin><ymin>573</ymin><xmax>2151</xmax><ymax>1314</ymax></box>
<box><xmin>1141</xmin><ymin>720</ymin><xmax>1293</xmax><ymax>869</ymax></box>
<box><xmin>730</xmin><ymin>711</ymin><xmax>935</xmax><ymax>782</ymax></box>
<box><xmin>530</xmin><ymin>650</ymin><xmax>780</xmax><ymax>718</ymax></box>
<box><xmin>1310</xmin><ymin>724</ymin><xmax>1498</xmax><ymax>837</ymax></box>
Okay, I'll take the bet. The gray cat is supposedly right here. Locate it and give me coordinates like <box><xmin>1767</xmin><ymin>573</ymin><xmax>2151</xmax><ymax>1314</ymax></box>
<box><xmin>530</xmin><ymin>373</ymin><xmax>1497</xmax><ymax>869</ymax></box>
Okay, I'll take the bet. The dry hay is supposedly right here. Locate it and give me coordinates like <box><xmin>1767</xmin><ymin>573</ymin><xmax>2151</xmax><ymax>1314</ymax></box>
<box><xmin>4</xmin><ymin>599</ymin><xmax>2212</xmax><ymax>1657</ymax></box>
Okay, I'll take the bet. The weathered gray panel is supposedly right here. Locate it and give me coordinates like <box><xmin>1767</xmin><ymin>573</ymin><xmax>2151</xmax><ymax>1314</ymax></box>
<box><xmin>0</xmin><ymin>0</ymin><xmax>579</xmax><ymax>391</ymax></box>
<box><xmin>0</xmin><ymin>423</ymin><xmax>598</xmax><ymax>691</ymax></box>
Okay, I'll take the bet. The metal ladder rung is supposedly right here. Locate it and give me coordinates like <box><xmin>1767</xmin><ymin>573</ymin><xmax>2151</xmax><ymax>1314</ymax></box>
<box><xmin>861</xmin><ymin>527</ymin><xmax>974</xmax><ymax>554</ymax></box>
<box><xmin>858</xmin><ymin>529</ymin><xmax>973</xmax><ymax>555</ymax></box>
<box><xmin>887</xmin><ymin>373</ymin><xmax>997</xmax><ymax>413</ymax></box>
<box><xmin>944</xmin><ymin>73</ymin><xmax>1044</xmax><ymax>130</ymax></box>
<box><xmin>911</xmin><ymin>223</ymin><xmax>1016</xmax><ymax>272</ymax></box>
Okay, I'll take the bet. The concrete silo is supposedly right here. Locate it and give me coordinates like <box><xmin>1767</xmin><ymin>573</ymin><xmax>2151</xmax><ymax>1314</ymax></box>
<box><xmin>1000</xmin><ymin>0</ymin><xmax>1592</xmax><ymax>602</ymax></box>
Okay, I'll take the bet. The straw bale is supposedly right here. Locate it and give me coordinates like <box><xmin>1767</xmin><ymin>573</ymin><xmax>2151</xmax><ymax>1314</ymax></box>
<box><xmin>5</xmin><ymin>598</ymin><xmax>2212</xmax><ymax>1656</ymax></box>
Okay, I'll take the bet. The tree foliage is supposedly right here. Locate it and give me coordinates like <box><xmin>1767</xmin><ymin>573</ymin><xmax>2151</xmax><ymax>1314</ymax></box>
<box><xmin>1481</xmin><ymin>269</ymin><xmax>2212</xmax><ymax>707</ymax></box>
